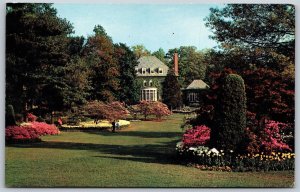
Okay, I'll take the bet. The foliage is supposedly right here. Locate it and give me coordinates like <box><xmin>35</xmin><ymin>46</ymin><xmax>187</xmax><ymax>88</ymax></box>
<box><xmin>205</xmin><ymin>4</ymin><xmax>294</xmax><ymax>54</ymax></box>
<box><xmin>151</xmin><ymin>102</ymin><xmax>172</xmax><ymax>120</ymax></box>
<box><xmin>84</xmin><ymin>25</ymin><xmax>120</xmax><ymax>102</ymax></box>
<box><xmin>134</xmin><ymin>101</ymin><xmax>171</xmax><ymax>120</ymax></box>
<box><xmin>114</xmin><ymin>43</ymin><xmax>139</xmax><ymax>104</ymax></box>
<box><xmin>6</xmin><ymin>3</ymin><xmax>73</xmax><ymax>114</ymax></box>
<box><xmin>176</xmin><ymin>143</ymin><xmax>294</xmax><ymax>172</ymax></box>
<box><xmin>242</xmin><ymin>68</ymin><xmax>294</xmax><ymax>123</ymax></box>
<box><xmin>182</xmin><ymin>125</ymin><xmax>210</xmax><ymax>147</ymax></box>
<box><xmin>27</xmin><ymin>113</ymin><xmax>37</xmax><ymax>122</ymax></box>
<box><xmin>83</xmin><ymin>100</ymin><xmax>129</xmax><ymax>121</ymax></box>
<box><xmin>162</xmin><ymin>69</ymin><xmax>182</xmax><ymax>109</ymax></box>
<box><xmin>166</xmin><ymin>46</ymin><xmax>207</xmax><ymax>87</ymax></box>
<box><xmin>63</xmin><ymin>57</ymin><xmax>92</xmax><ymax>107</ymax></box>
<box><xmin>5</xmin><ymin>105</ymin><xmax>16</xmax><ymax>126</ymax></box>
<box><xmin>6</xmin><ymin>122</ymin><xmax>59</xmax><ymax>143</ymax></box>
<box><xmin>6</xmin><ymin>126</ymin><xmax>41</xmax><ymax>143</ymax></box>
<box><xmin>152</xmin><ymin>48</ymin><xmax>167</xmax><ymax>63</ymax></box>
<box><xmin>131</xmin><ymin>44</ymin><xmax>151</xmax><ymax>58</ymax></box>
<box><xmin>211</xmin><ymin>74</ymin><xmax>247</xmax><ymax>153</ymax></box>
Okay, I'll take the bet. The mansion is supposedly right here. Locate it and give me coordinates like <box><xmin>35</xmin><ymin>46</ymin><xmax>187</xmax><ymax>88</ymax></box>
<box><xmin>135</xmin><ymin>53</ymin><xmax>209</xmax><ymax>106</ymax></box>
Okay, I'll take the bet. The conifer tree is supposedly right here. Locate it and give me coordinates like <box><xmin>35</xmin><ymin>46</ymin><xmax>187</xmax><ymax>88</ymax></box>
<box><xmin>162</xmin><ymin>69</ymin><xmax>182</xmax><ymax>109</ymax></box>
<box><xmin>211</xmin><ymin>74</ymin><xmax>247</xmax><ymax>153</ymax></box>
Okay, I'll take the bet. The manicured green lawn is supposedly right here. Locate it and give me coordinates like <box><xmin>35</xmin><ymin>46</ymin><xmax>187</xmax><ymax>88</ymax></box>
<box><xmin>6</xmin><ymin>114</ymin><xmax>294</xmax><ymax>187</ymax></box>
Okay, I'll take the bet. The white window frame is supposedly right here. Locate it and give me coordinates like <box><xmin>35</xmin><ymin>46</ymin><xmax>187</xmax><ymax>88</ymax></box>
<box><xmin>142</xmin><ymin>68</ymin><xmax>146</xmax><ymax>74</ymax></box>
<box><xmin>149</xmin><ymin>80</ymin><xmax>153</xmax><ymax>87</ymax></box>
<box><xmin>140</xmin><ymin>88</ymin><xmax>157</xmax><ymax>101</ymax></box>
<box><xmin>158</xmin><ymin>68</ymin><xmax>163</xmax><ymax>74</ymax></box>
<box><xmin>143</xmin><ymin>80</ymin><xmax>147</xmax><ymax>87</ymax></box>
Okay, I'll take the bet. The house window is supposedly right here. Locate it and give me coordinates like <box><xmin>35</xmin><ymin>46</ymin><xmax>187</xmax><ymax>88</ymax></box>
<box><xmin>143</xmin><ymin>80</ymin><xmax>147</xmax><ymax>87</ymax></box>
<box><xmin>135</xmin><ymin>67</ymin><xmax>139</xmax><ymax>74</ymax></box>
<box><xmin>149</xmin><ymin>80</ymin><xmax>153</xmax><ymax>87</ymax></box>
<box><xmin>142</xmin><ymin>68</ymin><xmax>146</xmax><ymax>74</ymax></box>
<box><xmin>189</xmin><ymin>92</ymin><xmax>199</xmax><ymax>102</ymax></box>
<box><xmin>140</xmin><ymin>88</ymin><xmax>157</xmax><ymax>101</ymax></box>
<box><xmin>150</xmin><ymin>68</ymin><xmax>155</xmax><ymax>74</ymax></box>
<box><xmin>158</xmin><ymin>68</ymin><xmax>163</xmax><ymax>74</ymax></box>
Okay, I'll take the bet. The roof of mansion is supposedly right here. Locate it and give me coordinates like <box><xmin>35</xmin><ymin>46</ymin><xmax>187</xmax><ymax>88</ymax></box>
<box><xmin>136</xmin><ymin>56</ymin><xmax>169</xmax><ymax>77</ymax></box>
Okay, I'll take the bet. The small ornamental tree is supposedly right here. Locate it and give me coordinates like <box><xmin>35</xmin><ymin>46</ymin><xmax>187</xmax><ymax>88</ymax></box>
<box><xmin>151</xmin><ymin>102</ymin><xmax>172</xmax><ymax>120</ymax></box>
<box><xmin>83</xmin><ymin>101</ymin><xmax>129</xmax><ymax>122</ymax></box>
<box><xmin>135</xmin><ymin>101</ymin><xmax>171</xmax><ymax>120</ymax></box>
<box><xmin>211</xmin><ymin>74</ymin><xmax>247</xmax><ymax>153</ymax></box>
<box><xmin>162</xmin><ymin>69</ymin><xmax>182</xmax><ymax>109</ymax></box>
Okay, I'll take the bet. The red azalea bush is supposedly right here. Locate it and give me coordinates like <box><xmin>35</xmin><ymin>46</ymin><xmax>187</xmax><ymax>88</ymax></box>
<box><xmin>260</xmin><ymin>120</ymin><xmax>292</xmax><ymax>153</ymax></box>
<box><xmin>182</xmin><ymin>125</ymin><xmax>210</xmax><ymax>147</ymax></box>
<box><xmin>5</xmin><ymin>126</ymin><xmax>40</xmax><ymax>143</ymax></box>
<box><xmin>6</xmin><ymin>122</ymin><xmax>60</xmax><ymax>143</ymax></box>
<box><xmin>27</xmin><ymin>113</ymin><xmax>37</xmax><ymax>122</ymax></box>
<box><xmin>22</xmin><ymin>122</ymin><xmax>60</xmax><ymax>136</ymax></box>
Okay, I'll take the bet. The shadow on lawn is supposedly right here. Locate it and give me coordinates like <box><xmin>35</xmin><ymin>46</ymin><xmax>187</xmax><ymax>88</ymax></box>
<box><xmin>8</xmin><ymin>139</ymin><xmax>181</xmax><ymax>165</ymax></box>
<box><xmin>86</xmin><ymin>130</ymin><xmax>182</xmax><ymax>139</ymax></box>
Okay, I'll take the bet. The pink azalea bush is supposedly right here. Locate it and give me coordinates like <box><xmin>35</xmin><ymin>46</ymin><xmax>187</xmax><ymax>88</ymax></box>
<box><xmin>182</xmin><ymin>125</ymin><xmax>210</xmax><ymax>147</ymax></box>
<box><xmin>260</xmin><ymin>120</ymin><xmax>291</xmax><ymax>153</ymax></box>
<box><xmin>27</xmin><ymin>113</ymin><xmax>37</xmax><ymax>122</ymax></box>
<box><xmin>6</xmin><ymin>122</ymin><xmax>60</xmax><ymax>143</ymax></box>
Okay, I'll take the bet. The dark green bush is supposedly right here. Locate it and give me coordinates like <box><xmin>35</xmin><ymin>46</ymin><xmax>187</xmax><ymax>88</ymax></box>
<box><xmin>5</xmin><ymin>105</ymin><xmax>16</xmax><ymax>127</ymax></box>
<box><xmin>211</xmin><ymin>74</ymin><xmax>247</xmax><ymax>153</ymax></box>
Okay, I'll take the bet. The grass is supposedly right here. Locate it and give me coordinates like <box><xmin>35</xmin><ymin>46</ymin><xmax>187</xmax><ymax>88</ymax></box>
<box><xmin>5</xmin><ymin>114</ymin><xmax>294</xmax><ymax>187</ymax></box>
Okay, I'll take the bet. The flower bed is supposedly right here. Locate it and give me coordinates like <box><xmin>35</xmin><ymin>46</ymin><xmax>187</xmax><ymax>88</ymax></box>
<box><xmin>6</xmin><ymin>122</ymin><xmax>60</xmax><ymax>143</ymax></box>
<box><xmin>60</xmin><ymin>120</ymin><xmax>130</xmax><ymax>131</ymax></box>
<box><xmin>176</xmin><ymin>142</ymin><xmax>295</xmax><ymax>172</ymax></box>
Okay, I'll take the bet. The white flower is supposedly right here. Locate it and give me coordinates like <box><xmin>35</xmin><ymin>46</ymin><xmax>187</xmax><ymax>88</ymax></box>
<box><xmin>230</xmin><ymin>150</ymin><xmax>234</xmax><ymax>153</ymax></box>
<box><xmin>210</xmin><ymin>148</ymin><xmax>219</xmax><ymax>155</ymax></box>
<box><xmin>189</xmin><ymin>147</ymin><xmax>197</xmax><ymax>151</ymax></box>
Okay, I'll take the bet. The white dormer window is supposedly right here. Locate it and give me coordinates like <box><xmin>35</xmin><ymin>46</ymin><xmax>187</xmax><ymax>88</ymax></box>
<box><xmin>135</xmin><ymin>67</ymin><xmax>138</xmax><ymax>74</ymax></box>
<box><xmin>149</xmin><ymin>80</ymin><xmax>153</xmax><ymax>87</ymax></box>
<box><xmin>158</xmin><ymin>68</ymin><xmax>163</xmax><ymax>74</ymax></box>
<box><xmin>150</xmin><ymin>68</ymin><xmax>155</xmax><ymax>74</ymax></box>
<box><xmin>143</xmin><ymin>80</ymin><xmax>147</xmax><ymax>87</ymax></box>
<box><xmin>142</xmin><ymin>68</ymin><xmax>146</xmax><ymax>74</ymax></box>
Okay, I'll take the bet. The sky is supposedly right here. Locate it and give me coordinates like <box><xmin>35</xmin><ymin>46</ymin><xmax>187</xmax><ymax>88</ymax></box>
<box><xmin>53</xmin><ymin>3</ymin><xmax>224</xmax><ymax>52</ymax></box>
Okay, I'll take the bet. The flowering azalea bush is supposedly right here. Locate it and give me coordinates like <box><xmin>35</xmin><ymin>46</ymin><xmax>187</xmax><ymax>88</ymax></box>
<box><xmin>22</xmin><ymin>122</ymin><xmax>60</xmax><ymax>136</ymax></box>
<box><xmin>6</xmin><ymin>126</ymin><xmax>41</xmax><ymax>143</ymax></box>
<box><xmin>27</xmin><ymin>113</ymin><xmax>37</xmax><ymax>122</ymax></box>
<box><xmin>260</xmin><ymin>120</ymin><xmax>292</xmax><ymax>153</ymax></box>
<box><xmin>6</xmin><ymin>122</ymin><xmax>60</xmax><ymax>143</ymax></box>
<box><xmin>182</xmin><ymin>125</ymin><xmax>210</xmax><ymax>147</ymax></box>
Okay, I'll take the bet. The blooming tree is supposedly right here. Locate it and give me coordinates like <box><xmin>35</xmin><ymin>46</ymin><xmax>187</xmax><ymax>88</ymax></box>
<box><xmin>135</xmin><ymin>101</ymin><xmax>171</xmax><ymax>120</ymax></box>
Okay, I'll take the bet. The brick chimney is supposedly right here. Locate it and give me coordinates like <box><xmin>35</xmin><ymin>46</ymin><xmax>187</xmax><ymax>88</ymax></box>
<box><xmin>174</xmin><ymin>52</ymin><xmax>178</xmax><ymax>76</ymax></box>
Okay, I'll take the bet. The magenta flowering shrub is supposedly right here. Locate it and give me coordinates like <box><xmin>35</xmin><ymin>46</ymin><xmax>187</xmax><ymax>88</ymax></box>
<box><xmin>22</xmin><ymin>122</ymin><xmax>60</xmax><ymax>136</ymax></box>
<box><xmin>27</xmin><ymin>113</ymin><xmax>37</xmax><ymax>122</ymax></box>
<box><xmin>6</xmin><ymin>122</ymin><xmax>60</xmax><ymax>143</ymax></box>
<box><xmin>260</xmin><ymin>120</ymin><xmax>291</xmax><ymax>153</ymax></box>
<box><xmin>182</xmin><ymin>125</ymin><xmax>210</xmax><ymax>147</ymax></box>
<box><xmin>5</xmin><ymin>126</ymin><xmax>40</xmax><ymax>143</ymax></box>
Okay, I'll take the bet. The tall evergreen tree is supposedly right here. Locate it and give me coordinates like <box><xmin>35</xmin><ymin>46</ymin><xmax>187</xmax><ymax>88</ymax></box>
<box><xmin>114</xmin><ymin>43</ymin><xmax>139</xmax><ymax>104</ymax></box>
<box><xmin>6</xmin><ymin>3</ymin><xmax>73</xmax><ymax>114</ymax></box>
<box><xmin>162</xmin><ymin>69</ymin><xmax>182</xmax><ymax>109</ymax></box>
<box><xmin>211</xmin><ymin>74</ymin><xmax>247</xmax><ymax>153</ymax></box>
